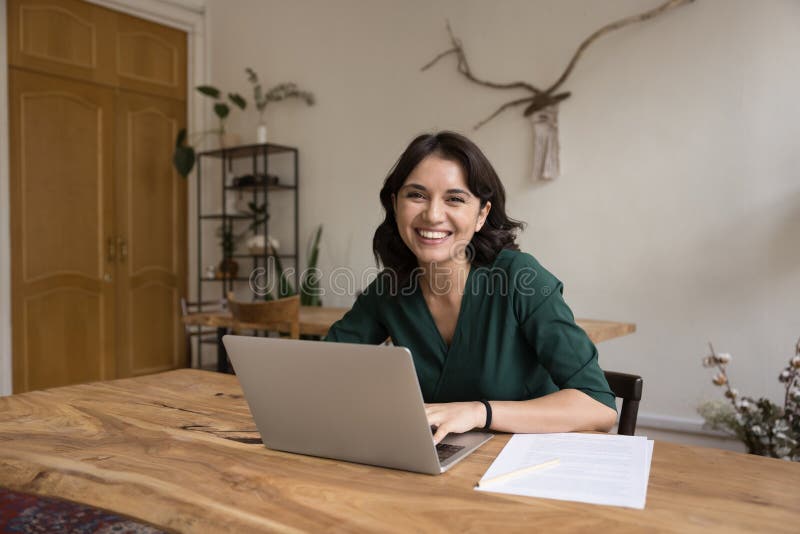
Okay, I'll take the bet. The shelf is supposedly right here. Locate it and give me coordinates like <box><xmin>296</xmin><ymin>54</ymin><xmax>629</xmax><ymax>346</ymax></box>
<box><xmin>198</xmin><ymin>143</ymin><xmax>297</xmax><ymax>159</ymax></box>
<box><xmin>199</xmin><ymin>214</ymin><xmax>254</xmax><ymax>220</ymax></box>
<box><xmin>196</xmin><ymin>142</ymin><xmax>299</xmax><ymax>308</ymax></box>
<box><xmin>224</xmin><ymin>184</ymin><xmax>297</xmax><ymax>192</ymax></box>
<box><xmin>230</xmin><ymin>254</ymin><xmax>296</xmax><ymax>259</ymax></box>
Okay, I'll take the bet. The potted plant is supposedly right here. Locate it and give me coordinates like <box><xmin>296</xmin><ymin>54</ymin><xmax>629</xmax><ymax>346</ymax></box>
<box><xmin>698</xmin><ymin>339</ymin><xmax>800</xmax><ymax>460</ymax></box>
<box><xmin>216</xmin><ymin>225</ymin><xmax>239</xmax><ymax>279</ymax></box>
<box><xmin>273</xmin><ymin>225</ymin><xmax>323</xmax><ymax>306</ymax></box>
<box><xmin>216</xmin><ymin>206</ymin><xmax>279</xmax><ymax>278</ymax></box>
<box><xmin>250</xmin><ymin>225</ymin><xmax>323</xmax><ymax>304</ymax></box>
<box><xmin>172</xmin><ymin>85</ymin><xmax>247</xmax><ymax>178</ymax></box>
<box><xmin>242</xmin><ymin>201</ymin><xmax>278</xmax><ymax>255</ymax></box>
<box><xmin>245</xmin><ymin>67</ymin><xmax>315</xmax><ymax>143</ymax></box>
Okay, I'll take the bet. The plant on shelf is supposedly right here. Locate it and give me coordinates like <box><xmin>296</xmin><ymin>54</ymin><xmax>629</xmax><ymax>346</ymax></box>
<box><xmin>240</xmin><ymin>202</ymin><xmax>276</xmax><ymax>254</ymax></box>
<box><xmin>272</xmin><ymin>225</ymin><xmax>323</xmax><ymax>306</ymax></box>
<box><xmin>698</xmin><ymin>338</ymin><xmax>800</xmax><ymax>461</ymax></box>
<box><xmin>216</xmin><ymin>209</ymin><xmax>279</xmax><ymax>278</ymax></box>
<box><xmin>172</xmin><ymin>85</ymin><xmax>248</xmax><ymax>178</ymax></box>
<box><xmin>246</xmin><ymin>201</ymin><xmax>268</xmax><ymax>232</ymax></box>
<box><xmin>245</xmin><ymin>67</ymin><xmax>315</xmax><ymax>143</ymax></box>
<box><xmin>245</xmin><ymin>234</ymin><xmax>279</xmax><ymax>256</ymax></box>
<box><xmin>216</xmin><ymin>225</ymin><xmax>239</xmax><ymax>279</ymax></box>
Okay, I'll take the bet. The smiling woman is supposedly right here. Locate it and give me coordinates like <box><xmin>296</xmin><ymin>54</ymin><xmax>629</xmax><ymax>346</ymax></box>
<box><xmin>326</xmin><ymin>132</ymin><xmax>617</xmax><ymax>444</ymax></box>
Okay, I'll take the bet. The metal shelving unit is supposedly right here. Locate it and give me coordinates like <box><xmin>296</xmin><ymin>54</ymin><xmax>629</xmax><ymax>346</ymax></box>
<box><xmin>195</xmin><ymin>143</ymin><xmax>299</xmax><ymax>306</ymax></box>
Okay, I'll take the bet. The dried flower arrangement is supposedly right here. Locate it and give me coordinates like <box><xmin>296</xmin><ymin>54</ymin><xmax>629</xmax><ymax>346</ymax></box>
<box><xmin>698</xmin><ymin>339</ymin><xmax>800</xmax><ymax>461</ymax></box>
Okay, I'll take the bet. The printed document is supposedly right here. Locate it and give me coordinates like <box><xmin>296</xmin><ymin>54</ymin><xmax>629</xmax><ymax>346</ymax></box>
<box><xmin>476</xmin><ymin>433</ymin><xmax>654</xmax><ymax>509</ymax></box>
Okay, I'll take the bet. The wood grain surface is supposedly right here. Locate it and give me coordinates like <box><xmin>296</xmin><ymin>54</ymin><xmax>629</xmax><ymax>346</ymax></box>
<box><xmin>2</xmin><ymin>369</ymin><xmax>796</xmax><ymax>533</ymax></box>
<box><xmin>184</xmin><ymin>308</ymin><xmax>637</xmax><ymax>343</ymax></box>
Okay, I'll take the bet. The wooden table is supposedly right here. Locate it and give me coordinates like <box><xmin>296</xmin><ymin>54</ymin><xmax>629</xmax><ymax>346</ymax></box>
<box><xmin>183</xmin><ymin>306</ymin><xmax>350</xmax><ymax>338</ymax></box>
<box><xmin>1</xmin><ymin>370</ymin><xmax>798</xmax><ymax>533</ymax></box>
<box><xmin>184</xmin><ymin>307</ymin><xmax>636</xmax><ymax>371</ymax></box>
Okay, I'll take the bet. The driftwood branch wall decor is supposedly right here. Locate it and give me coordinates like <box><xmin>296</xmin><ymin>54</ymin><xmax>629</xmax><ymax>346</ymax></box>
<box><xmin>422</xmin><ymin>0</ymin><xmax>695</xmax><ymax>181</ymax></box>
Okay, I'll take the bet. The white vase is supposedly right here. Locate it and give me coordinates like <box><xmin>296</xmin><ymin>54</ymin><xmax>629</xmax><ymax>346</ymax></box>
<box><xmin>256</xmin><ymin>123</ymin><xmax>268</xmax><ymax>144</ymax></box>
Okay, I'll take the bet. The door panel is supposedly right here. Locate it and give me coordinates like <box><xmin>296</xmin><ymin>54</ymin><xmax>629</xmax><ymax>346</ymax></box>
<box><xmin>115</xmin><ymin>90</ymin><xmax>187</xmax><ymax>376</ymax></box>
<box><xmin>115</xmin><ymin>11</ymin><xmax>187</xmax><ymax>100</ymax></box>
<box><xmin>20</xmin><ymin>91</ymin><xmax>104</xmax><ymax>281</ymax></box>
<box><xmin>10</xmin><ymin>68</ymin><xmax>116</xmax><ymax>392</ymax></box>
<box><xmin>24</xmin><ymin>287</ymin><xmax>106</xmax><ymax>387</ymax></box>
<box><xmin>130</xmin><ymin>281</ymin><xmax>180</xmax><ymax>373</ymax></box>
<box><xmin>7</xmin><ymin>0</ymin><xmax>116</xmax><ymax>86</ymax></box>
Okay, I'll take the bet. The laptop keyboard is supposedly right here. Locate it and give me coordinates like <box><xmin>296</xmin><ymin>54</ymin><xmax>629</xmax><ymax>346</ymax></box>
<box><xmin>436</xmin><ymin>443</ymin><xmax>465</xmax><ymax>463</ymax></box>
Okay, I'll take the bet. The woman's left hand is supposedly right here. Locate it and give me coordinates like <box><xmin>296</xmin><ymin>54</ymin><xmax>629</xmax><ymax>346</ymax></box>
<box><xmin>425</xmin><ymin>402</ymin><xmax>485</xmax><ymax>444</ymax></box>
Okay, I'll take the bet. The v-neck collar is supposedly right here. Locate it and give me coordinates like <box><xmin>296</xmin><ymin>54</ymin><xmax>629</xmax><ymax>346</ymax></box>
<box><xmin>415</xmin><ymin>264</ymin><xmax>474</xmax><ymax>355</ymax></box>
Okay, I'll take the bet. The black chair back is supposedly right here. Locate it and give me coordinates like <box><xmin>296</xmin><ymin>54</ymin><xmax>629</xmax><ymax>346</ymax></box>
<box><xmin>603</xmin><ymin>371</ymin><xmax>643</xmax><ymax>436</ymax></box>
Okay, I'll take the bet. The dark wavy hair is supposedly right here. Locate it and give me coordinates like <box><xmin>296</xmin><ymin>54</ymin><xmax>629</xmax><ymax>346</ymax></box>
<box><xmin>373</xmin><ymin>131</ymin><xmax>525</xmax><ymax>284</ymax></box>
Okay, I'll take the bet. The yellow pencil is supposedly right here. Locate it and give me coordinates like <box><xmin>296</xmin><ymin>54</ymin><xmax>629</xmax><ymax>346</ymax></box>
<box><xmin>477</xmin><ymin>458</ymin><xmax>561</xmax><ymax>488</ymax></box>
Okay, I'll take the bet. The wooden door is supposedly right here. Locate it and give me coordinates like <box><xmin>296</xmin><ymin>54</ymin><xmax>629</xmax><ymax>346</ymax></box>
<box><xmin>115</xmin><ymin>91</ymin><xmax>187</xmax><ymax>376</ymax></box>
<box><xmin>9</xmin><ymin>68</ymin><xmax>117</xmax><ymax>392</ymax></box>
<box><xmin>112</xmin><ymin>7</ymin><xmax>188</xmax><ymax>376</ymax></box>
<box><xmin>8</xmin><ymin>0</ymin><xmax>188</xmax><ymax>392</ymax></box>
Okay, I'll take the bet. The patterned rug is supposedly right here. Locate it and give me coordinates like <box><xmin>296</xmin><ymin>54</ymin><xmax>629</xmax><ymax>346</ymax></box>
<box><xmin>0</xmin><ymin>487</ymin><xmax>166</xmax><ymax>533</ymax></box>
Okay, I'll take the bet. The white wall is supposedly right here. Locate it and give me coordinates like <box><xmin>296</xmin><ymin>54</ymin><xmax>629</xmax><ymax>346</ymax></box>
<box><xmin>204</xmin><ymin>0</ymin><xmax>800</xmax><ymax>441</ymax></box>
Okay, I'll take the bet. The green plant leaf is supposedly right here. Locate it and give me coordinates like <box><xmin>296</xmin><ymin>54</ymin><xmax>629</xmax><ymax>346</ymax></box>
<box><xmin>272</xmin><ymin>254</ymin><xmax>296</xmax><ymax>299</ymax></box>
<box><xmin>247</xmin><ymin>202</ymin><xmax>265</xmax><ymax>214</ymax></box>
<box><xmin>300</xmin><ymin>225</ymin><xmax>323</xmax><ymax>306</ymax></box>
<box><xmin>196</xmin><ymin>85</ymin><xmax>221</xmax><ymax>98</ymax></box>
<box><xmin>247</xmin><ymin>216</ymin><xmax>267</xmax><ymax>233</ymax></box>
<box><xmin>245</xmin><ymin>67</ymin><xmax>258</xmax><ymax>84</ymax></box>
<box><xmin>173</xmin><ymin>145</ymin><xmax>195</xmax><ymax>178</ymax></box>
<box><xmin>175</xmin><ymin>128</ymin><xmax>187</xmax><ymax>148</ymax></box>
<box><xmin>306</xmin><ymin>225</ymin><xmax>322</xmax><ymax>267</ymax></box>
<box><xmin>228</xmin><ymin>92</ymin><xmax>247</xmax><ymax>110</ymax></box>
<box><xmin>214</xmin><ymin>103</ymin><xmax>230</xmax><ymax>119</ymax></box>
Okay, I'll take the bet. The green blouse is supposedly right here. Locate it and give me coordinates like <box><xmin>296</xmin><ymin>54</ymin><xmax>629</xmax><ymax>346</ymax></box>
<box><xmin>325</xmin><ymin>249</ymin><xmax>616</xmax><ymax>411</ymax></box>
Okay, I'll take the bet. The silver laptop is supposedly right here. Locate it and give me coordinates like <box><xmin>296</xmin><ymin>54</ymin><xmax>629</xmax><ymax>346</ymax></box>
<box><xmin>223</xmin><ymin>335</ymin><xmax>493</xmax><ymax>475</ymax></box>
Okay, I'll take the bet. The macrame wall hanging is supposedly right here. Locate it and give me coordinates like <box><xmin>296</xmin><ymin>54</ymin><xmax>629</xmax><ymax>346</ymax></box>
<box><xmin>422</xmin><ymin>0</ymin><xmax>695</xmax><ymax>181</ymax></box>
